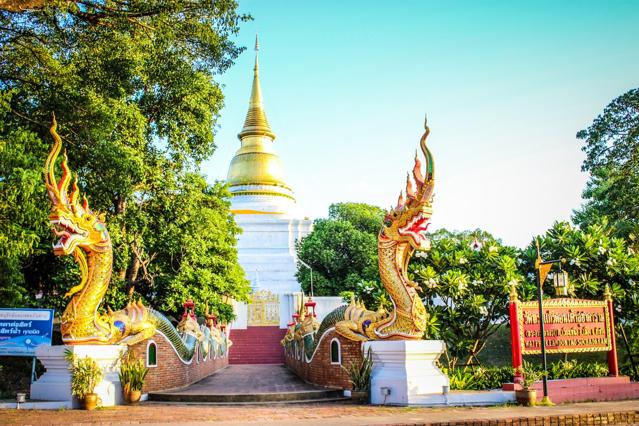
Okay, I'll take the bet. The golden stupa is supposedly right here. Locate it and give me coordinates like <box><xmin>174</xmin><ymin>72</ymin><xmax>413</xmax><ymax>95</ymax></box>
<box><xmin>227</xmin><ymin>36</ymin><xmax>294</xmax><ymax>203</ymax></box>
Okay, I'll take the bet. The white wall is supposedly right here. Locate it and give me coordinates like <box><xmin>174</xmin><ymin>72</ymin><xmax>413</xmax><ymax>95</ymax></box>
<box><xmin>312</xmin><ymin>296</ymin><xmax>345</xmax><ymax>323</ymax></box>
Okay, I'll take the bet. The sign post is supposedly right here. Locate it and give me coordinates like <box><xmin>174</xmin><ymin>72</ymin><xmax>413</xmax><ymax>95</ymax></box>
<box><xmin>533</xmin><ymin>239</ymin><xmax>562</xmax><ymax>405</ymax></box>
<box><xmin>509</xmin><ymin>284</ymin><xmax>524</xmax><ymax>384</ymax></box>
<box><xmin>604</xmin><ymin>286</ymin><xmax>619</xmax><ymax>376</ymax></box>
<box><xmin>0</xmin><ymin>308</ymin><xmax>55</xmax><ymax>383</ymax></box>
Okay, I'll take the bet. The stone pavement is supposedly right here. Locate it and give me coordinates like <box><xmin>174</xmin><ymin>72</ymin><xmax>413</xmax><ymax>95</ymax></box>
<box><xmin>0</xmin><ymin>400</ymin><xmax>638</xmax><ymax>425</ymax></box>
<box><xmin>149</xmin><ymin>364</ymin><xmax>343</xmax><ymax>402</ymax></box>
<box><xmin>159</xmin><ymin>364</ymin><xmax>329</xmax><ymax>394</ymax></box>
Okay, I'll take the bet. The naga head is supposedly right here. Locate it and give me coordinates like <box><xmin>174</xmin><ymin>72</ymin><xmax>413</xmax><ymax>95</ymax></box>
<box><xmin>381</xmin><ymin>118</ymin><xmax>435</xmax><ymax>251</ymax></box>
<box><xmin>45</xmin><ymin>116</ymin><xmax>110</xmax><ymax>256</ymax></box>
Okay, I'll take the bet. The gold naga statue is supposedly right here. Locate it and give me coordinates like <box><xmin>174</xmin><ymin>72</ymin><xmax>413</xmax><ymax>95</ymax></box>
<box><xmin>283</xmin><ymin>118</ymin><xmax>435</xmax><ymax>358</ymax></box>
<box><xmin>45</xmin><ymin>116</ymin><xmax>228</xmax><ymax>358</ymax></box>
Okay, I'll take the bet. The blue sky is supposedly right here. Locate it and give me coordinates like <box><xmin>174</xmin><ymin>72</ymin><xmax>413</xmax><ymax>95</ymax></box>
<box><xmin>202</xmin><ymin>0</ymin><xmax>639</xmax><ymax>248</ymax></box>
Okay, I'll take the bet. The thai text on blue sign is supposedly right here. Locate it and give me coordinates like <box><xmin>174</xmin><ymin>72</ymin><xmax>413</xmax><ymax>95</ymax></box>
<box><xmin>0</xmin><ymin>308</ymin><xmax>54</xmax><ymax>356</ymax></box>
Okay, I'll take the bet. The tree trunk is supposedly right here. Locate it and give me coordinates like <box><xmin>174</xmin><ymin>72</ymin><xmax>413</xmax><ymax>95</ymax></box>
<box><xmin>115</xmin><ymin>196</ymin><xmax>126</xmax><ymax>215</ymax></box>
<box><xmin>0</xmin><ymin>0</ymin><xmax>47</xmax><ymax>12</ymax></box>
<box><xmin>115</xmin><ymin>195</ymin><xmax>128</xmax><ymax>280</ymax></box>
<box><xmin>126</xmin><ymin>255</ymin><xmax>140</xmax><ymax>290</ymax></box>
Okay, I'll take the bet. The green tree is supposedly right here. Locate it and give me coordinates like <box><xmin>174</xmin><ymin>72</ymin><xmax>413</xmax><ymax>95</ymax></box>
<box><xmin>327</xmin><ymin>202</ymin><xmax>385</xmax><ymax>235</ymax></box>
<box><xmin>296</xmin><ymin>202</ymin><xmax>385</xmax><ymax>307</ymax></box>
<box><xmin>0</xmin><ymin>125</ymin><xmax>50</xmax><ymax>306</ymax></box>
<box><xmin>574</xmin><ymin>88</ymin><xmax>639</xmax><ymax>237</ymax></box>
<box><xmin>520</xmin><ymin>220</ymin><xmax>639</xmax><ymax>324</ymax></box>
<box><xmin>521</xmin><ymin>220</ymin><xmax>639</xmax><ymax>375</ymax></box>
<box><xmin>411</xmin><ymin>229</ymin><xmax>528</xmax><ymax>366</ymax></box>
<box><xmin>0</xmin><ymin>1</ymin><xmax>250</xmax><ymax>321</ymax></box>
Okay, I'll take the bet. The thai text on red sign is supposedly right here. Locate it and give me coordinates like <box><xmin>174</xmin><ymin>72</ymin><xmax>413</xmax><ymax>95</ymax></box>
<box><xmin>518</xmin><ymin>299</ymin><xmax>612</xmax><ymax>354</ymax></box>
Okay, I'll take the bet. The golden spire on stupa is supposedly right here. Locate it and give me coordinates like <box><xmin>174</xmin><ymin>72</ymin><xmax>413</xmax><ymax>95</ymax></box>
<box><xmin>227</xmin><ymin>35</ymin><xmax>294</xmax><ymax>202</ymax></box>
<box><xmin>238</xmin><ymin>35</ymin><xmax>275</xmax><ymax>140</ymax></box>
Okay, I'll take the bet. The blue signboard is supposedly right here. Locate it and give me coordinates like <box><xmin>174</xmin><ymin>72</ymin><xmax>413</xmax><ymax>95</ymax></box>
<box><xmin>0</xmin><ymin>308</ymin><xmax>54</xmax><ymax>356</ymax></box>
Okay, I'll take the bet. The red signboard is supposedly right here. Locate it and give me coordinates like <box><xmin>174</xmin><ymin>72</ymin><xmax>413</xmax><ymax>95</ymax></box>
<box><xmin>508</xmin><ymin>293</ymin><xmax>618</xmax><ymax>384</ymax></box>
<box><xmin>518</xmin><ymin>299</ymin><xmax>612</xmax><ymax>354</ymax></box>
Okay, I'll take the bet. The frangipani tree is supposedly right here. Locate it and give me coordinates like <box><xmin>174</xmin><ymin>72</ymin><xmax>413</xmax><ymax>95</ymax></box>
<box><xmin>410</xmin><ymin>229</ymin><xmax>529</xmax><ymax>366</ymax></box>
<box><xmin>520</xmin><ymin>220</ymin><xmax>639</xmax><ymax>324</ymax></box>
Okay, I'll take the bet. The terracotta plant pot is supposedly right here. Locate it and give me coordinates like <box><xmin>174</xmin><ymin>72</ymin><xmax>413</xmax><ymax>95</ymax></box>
<box><xmin>351</xmin><ymin>390</ymin><xmax>368</xmax><ymax>404</ymax></box>
<box><xmin>515</xmin><ymin>389</ymin><xmax>537</xmax><ymax>406</ymax></box>
<box><xmin>127</xmin><ymin>390</ymin><xmax>142</xmax><ymax>404</ymax></box>
<box><xmin>83</xmin><ymin>393</ymin><xmax>99</xmax><ymax>410</ymax></box>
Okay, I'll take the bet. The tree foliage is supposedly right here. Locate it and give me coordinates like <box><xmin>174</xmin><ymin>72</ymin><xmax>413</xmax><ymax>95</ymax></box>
<box><xmin>327</xmin><ymin>202</ymin><xmax>385</xmax><ymax>235</ymax></box>
<box><xmin>296</xmin><ymin>202</ymin><xmax>385</xmax><ymax>307</ymax></box>
<box><xmin>411</xmin><ymin>229</ymin><xmax>528</xmax><ymax>365</ymax></box>
<box><xmin>574</xmin><ymin>88</ymin><xmax>639</xmax><ymax>237</ymax></box>
<box><xmin>521</xmin><ymin>220</ymin><xmax>639</xmax><ymax>324</ymax></box>
<box><xmin>521</xmin><ymin>220</ymin><xmax>639</xmax><ymax>374</ymax></box>
<box><xmin>0</xmin><ymin>0</ymin><xmax>250</xmax><ymax>321</ymax></box>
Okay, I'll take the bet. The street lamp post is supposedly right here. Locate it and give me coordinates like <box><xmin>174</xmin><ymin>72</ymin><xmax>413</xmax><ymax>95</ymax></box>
<box><xmin>534</xmin><ymin>239</ymin><xmax>565</xmax><ymax>406</ymax></box>
<box><xmin>298</xmin><ymin>259</ymin><xmax>314</xmax><ymax>297</ymax></box>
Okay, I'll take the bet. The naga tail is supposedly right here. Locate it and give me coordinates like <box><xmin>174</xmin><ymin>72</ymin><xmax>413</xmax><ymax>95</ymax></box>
<box><xmin>304</xmin><ymin>305</ymin><xmax>348</xmax><ymax>360</ymax></box>
<box><xmin>148</xmin><ymin>308</ymin><xmax>197</xmax><ymax>362</ymax></box>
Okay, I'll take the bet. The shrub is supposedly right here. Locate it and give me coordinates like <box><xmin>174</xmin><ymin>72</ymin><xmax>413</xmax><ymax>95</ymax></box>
<box><xmin>442</xmin><ymin>366</ymin><xmax>512</xmax><ymax>390</ymax></box>
<box><xmin>64</xmin><ymin>350</ymin><xmax>102</xmax><ymax>399</ymax></box>
<box><xmin>547</xmin><ymin>359</ymin><xmax>608</xmax><ymax>379</ymax></box>
<box><xmin>119</xmin><ymin>352</ymin><xmax>149</xmax><ymax>393</ymax></box>
<box><xmin>343</xmin><ymin>347</ymin><xmax>373</xmax><ymax>391</ymax></box>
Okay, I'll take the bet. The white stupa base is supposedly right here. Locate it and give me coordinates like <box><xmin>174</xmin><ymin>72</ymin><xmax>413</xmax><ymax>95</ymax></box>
<box><xmin>405</xmin><ymin>390</ymin><xmax>516</xmax><ymax>406</ymax></box>
<box><xmin>229</xmin><ymin>190</ymin><xmax>305</xmax><ymax>218</ymax></box>
<box><xmin>30</xmin><ymin>345</ymin><xmax>126</xmax><ymax>408</ymax></box>
<box><xmin>230</xmin><ymin>202</ymin><xmax>313</xmax><ymax>330</ymax></box>
<box><xmin>363</xmin><ymin>340</ymin><xmax>450</xmax><ymax>406</ymax></box>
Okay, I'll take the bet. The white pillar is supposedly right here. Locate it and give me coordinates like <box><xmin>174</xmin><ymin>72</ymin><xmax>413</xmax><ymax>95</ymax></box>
<box><xmin>31</xmin><ymin>345</ymin><xmax>126</xmax><ymax>408</ymax></box>
<box><xmin>363</xmin><ymin>340</ymin><xmax>449</xmax><ymax>406</ymax></box>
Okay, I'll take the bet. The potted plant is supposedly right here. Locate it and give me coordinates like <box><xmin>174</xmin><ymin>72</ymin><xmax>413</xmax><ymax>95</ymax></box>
<box><xmin>343</xmin><ymin>347</ymin><xmax>373</xmax><ymax>403</ymax></box>
<box><xmin>515</xmin><ymin>366</ymin><xmax>540</xmax><ymax>406</ymax></box>
<box><xmin>119</xmin><ymin>352</ymin><xmax>149</xmax><ymax>403</ymax></box>
<box><xmin>64</xmin><ymin>349</ymin><xmax>103</xmax><ymax>410</ymax></box>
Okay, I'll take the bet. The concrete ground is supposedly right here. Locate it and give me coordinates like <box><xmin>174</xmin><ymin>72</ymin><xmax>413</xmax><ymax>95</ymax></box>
<box><xmin>150</xmin><ymin>364</ymin><xmax>343</xmax><ymax>403</ymax></box>
<box><xmin>154</xmin><ymin>364</ymin><xmax>333</xmax><ymax>394</ymax></box>
<box><xmin>0</xmin><ymin>400</ymin><xmax>638</xmax><ymax>425</ymax></box>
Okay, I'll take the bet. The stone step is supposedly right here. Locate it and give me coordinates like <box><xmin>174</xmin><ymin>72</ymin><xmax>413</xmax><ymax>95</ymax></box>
<box><xmin>240</xmin><ymin>273</ymin><xmax>300</xmax><ymax>283</ymax></box>
<box><xmin>229</xmin><ymin>326</ymin><xmax>286</xmax><ymax>365</ymax></box>
<box><xmin>149</xmin><ymin>389</ymin><xmax>344</xmax><ymax>403</ymax></box>
<box><xmin>238</xmin><ymin>254</ymin><xmax>298</xmax><ymax>263</ymax></box>
<box><xmin>144</xmin><ymin>396</ymin><xmax>353</xmax><ymax>407</ymax></box>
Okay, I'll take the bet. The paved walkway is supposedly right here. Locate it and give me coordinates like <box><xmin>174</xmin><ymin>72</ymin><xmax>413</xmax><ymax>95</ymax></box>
<box><xmin>162</xmin><ymin>364</ymin><xmax>328</xmax><ymax>394</ymax></box>
<box><xmin>0</xmin><ymin>399</ymin><xmax>638</xmax><ymax>425</ymax></box>
<box><xmin>149</xmin><ymin>364</ymin><xmax>341</xmax><ymax>402</ymax></box>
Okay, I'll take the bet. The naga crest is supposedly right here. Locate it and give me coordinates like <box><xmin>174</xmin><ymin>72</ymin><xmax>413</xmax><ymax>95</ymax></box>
<box><xmin>381</xmin><ymin>118</ymin><xmax>435</xmax><ymax>251</ymax></box>
<box><xmin>45</xmin><ymin>117</ymin><xmax>110</xmax><ymax>299</ymax></box>
<box><xmin>45</xmin><ymin>116</ymin><xmax>110</xmax><ymax>257</ymax></box>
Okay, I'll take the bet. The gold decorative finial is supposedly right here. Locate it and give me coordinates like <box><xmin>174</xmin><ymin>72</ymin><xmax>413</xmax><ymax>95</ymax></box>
<box><xmin>238</xmin><ymin>34</ymin><xmax>275</xmax><ymax>140</ymax></box>
<box><xmin>604</xmin><ymin>284</ymin><xmax>612</xmax><ymax>301</ymax></box>
<box><xmin>509</xmin><ymin>280</ymin><xmax>519</xmax><ymax>302</ymax></box>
